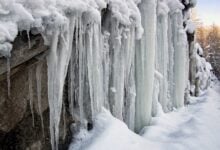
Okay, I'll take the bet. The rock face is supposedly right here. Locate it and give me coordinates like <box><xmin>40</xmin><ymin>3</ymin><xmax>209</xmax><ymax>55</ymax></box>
<box><xmin>0</xmin><ymin>32</ymin><xmax>72</xmax><ymax>149</ymax></box>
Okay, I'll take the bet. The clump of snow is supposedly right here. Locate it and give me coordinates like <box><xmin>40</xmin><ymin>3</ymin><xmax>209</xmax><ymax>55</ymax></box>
<box><xmin>166</xmin><ymin>0</ymin><xmax>184</xmax><ymax>12</ymax></box>
<box><xmin>191</xmin><ymin>43</ymin><xmax>212</xmax><ymax>94</ymax></box>
<box><xmin>185</xmin><ymin>20</ymin><xmax>196</xmax><ymax>34</ymax></box>
<box><xmin>195</xmin><ymin>43</ymin><xmax>203</xmax><ymax>56</ymax></box>
<box><xmin>0</xmin><ymin>21</ymin><xmax>17</xmax><ymax>57</ymax></box>
<box><xmin>109</xmin><ymin>0</ymin><xmax>143</xmax><ymax>39</ymax></box>
<box><xmin>157</xmin><ymin>0</ymin><xmax>170</xmax><ymax>16</ymax></box>
<box><xmin>182</xmin><ymin>0</ymin><xmax>197</xmax><ymax>7</ymax></box>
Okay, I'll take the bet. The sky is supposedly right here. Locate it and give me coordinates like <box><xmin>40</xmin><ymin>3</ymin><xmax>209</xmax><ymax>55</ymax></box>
<box><xmin>196</xmin><ymin>0</ymin><xmax>220</xmax><ymax>26</ymax></box>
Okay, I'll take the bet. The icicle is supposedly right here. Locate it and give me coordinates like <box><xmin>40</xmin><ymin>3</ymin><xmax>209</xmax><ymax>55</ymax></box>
<box><xmin>47</xmin><ymin>16</ymin><xmax>75</xmax><ymax>150</ymax></box>
<box><xmin>156</xmin><ymin>2</ymin><xmax>169</xmax><ymax>112</ymax></box>
<box><xmin>28</xmin><ymin>68</ymin><xmax>35</xmax><ymax>127</ymax></box>
<box><xmin>86</xmin><ymin>23</ymin><xmax>104</xmax><ymax>120</ymax></box>
<box><xmin>135</xmin><ymin>0</ymin><xmax>157</xmax><ymax>132</ymax></box>
<box><xmin>102</xmin><ymin>31</ymin><xmax>110</xmax><ymax>109</ymax></box>
<box><xmin>27</xmin><ymin>30</ymin><xmax>31</xmax><ymax>49</ymax></box>
<box><xmin>62</xmin><ymin>100</ymin><xmax>66</xmax><ymax>141</ymax></box>
<box><xmin>152</xmin><ymin>78</ymin><xmax>160</xmax><ymax>117</ymax></box>
<box><xmin>47</xmin><ymin>29</ymin><xmax>59</xmax><ymax>150</ymax></box>
<box><xmin>78</xmin><ymin>17</ymin><xmax>85</xmax><ymax>124</ymax></box>
<box><xmin>167</xmin><ymin>14</ymin><xmax>175</xmax><ymax>110</ymax></box>
<box><xmin>69</xmin><ymin>18</ymin><xmax>79</xmax><ymax>121</ymax></box>
<box><xmin>172</xmin><ymin>12</ymin><xmax>188</xmax><ymax>108</ymax></box>
<box><xmin>123</xmin><ymin>27</ymin><xmax>136</xmax><ymax>130</ymax></box>
<box><xmin>6</xmin><ymin>57</ymin><xmax>11</xmax><ymax>98</ymax></box>
<box><xmin>109</xmin><ymin>18</ymin><xmax>125</xmax><ymax>120</ymax></box>
<box><xmin>36</xmin><ymin>62</ymin><xmax>45</xmax><ymax>137</ymax></box>
<box><xmin>68</xmin><ymin>53</ymin><xmax>75</xmax><ymax>119</ymax></box>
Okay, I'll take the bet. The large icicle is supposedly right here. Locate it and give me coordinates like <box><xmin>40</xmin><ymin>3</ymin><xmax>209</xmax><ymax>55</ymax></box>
<box><xmin>109</xmin><ymin>18</ymin><xmax>126</xmax><ymax>120</ymax></box>
<box><xmin>77</xmin><ymin>18</ymin><xmax>86</xmax><ymax>124</ymax></box>
<box><xmin>6</xmin><ymin>58</ymin><xmax>11</xmax><ymax>98</ymax></box>
<box><xmin>28</xmin><ymin>68</ymin><xmax>35</xmax><ymax>127</ymax></box>
<box><xmin>86</xmin><ymin>23</ymin><xmax>104</xmax><ymax>120</ymax></box>
<box><xmin>68</xmin><ymin>15</ymin><xmax>104</xmax><ymax>128</ymax></box>
<box><xmin>36</xmin><ymin>62</ymin><xmax>45</xmax><ymax>137</ymax></box>
<box><xmin>135</xmin><ymin>0</ymin><xmax>157</xmax><ymax>132</ymax></box>
<box><xmin>156</xmin><ymin>0</ymin><xmax>169</xmax><ymax>112</ymax></box>
<box><xmin>172</xmin><ymin>11</ymin><xmax>188</xmax><ymax>108</ymax></box>
<box><xmin>47</xmin><ymin>17</ymin><xmax>75</xmax><ymax>150</ymax></box>
<box><xmin>123</xmin><ymin>27</ymin><xmax>136</xmax><ymax>130</ymax></box>
<box><xmin>167</xmin><ymin>14</ymin><xmax>175</xmax><ymax>110</ymax></box>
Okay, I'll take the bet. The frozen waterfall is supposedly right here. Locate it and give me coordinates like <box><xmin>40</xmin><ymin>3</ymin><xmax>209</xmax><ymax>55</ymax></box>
<box><xmin>0</xmin><ymin>0</ymin><xmax>206</xmax><ymax>149</ymax></box>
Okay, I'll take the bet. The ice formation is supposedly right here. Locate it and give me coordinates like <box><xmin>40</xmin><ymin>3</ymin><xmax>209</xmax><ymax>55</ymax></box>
<box><xmin>0</xmin><ymin>0</ymin><xmax>213</xmax><ymax>149</ymax></box>
<box><xmin>135</xmin><ymin>0</ymin><xmax>157</xmax><ymax>132</ymax></box>
<box><xmin>190</xmin><ymin>43</ymin><xmax>212</xmax><ymax>96</ymax></box>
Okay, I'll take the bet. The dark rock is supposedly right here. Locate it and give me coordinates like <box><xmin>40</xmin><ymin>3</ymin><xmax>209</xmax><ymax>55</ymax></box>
<box><xmin>0</xmin><ymin>33</ymin><xmax>72</xmax><ymax>149</ymax></box>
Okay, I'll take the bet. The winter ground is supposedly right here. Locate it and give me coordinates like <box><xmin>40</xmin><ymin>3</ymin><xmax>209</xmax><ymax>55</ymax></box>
<box><xmin>69</xmin><ymin>83</ymin><xmax>220</xmax><ymax>150</ymax></box>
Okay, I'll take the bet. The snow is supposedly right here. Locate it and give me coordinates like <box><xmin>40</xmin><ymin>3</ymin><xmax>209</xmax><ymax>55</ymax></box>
<box><xmin>185</xmin><ymin>20</ymin><xmax>196</xmax><ymax>34</ymax></box>
<box><xmin>195</xmin><ymin>43</ymin><xmax>204</xmax><ymax>56</ymax></box>
<box><xmin>69</xmin><ymin>108</ymin><xmax>161</xmax><ymax>150</ymax></box>
<box><xmin>166</xmin><ymin>0</ymin><xmax>184</xmax><ymax>12</ymax></box>
<box><xmin>69</xmin><ymin>84</ymin><xmax>220</xmax><ymax>150</ymax></box>
<box><xmin>143</xmin><ymin>85</ymin><xmax>220</xmax><ymax>150</ymax></box>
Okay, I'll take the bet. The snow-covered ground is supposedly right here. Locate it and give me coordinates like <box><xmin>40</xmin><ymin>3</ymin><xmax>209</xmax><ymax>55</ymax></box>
<box><xmin>69</xmin><ymin>82</ymin><xmax>220</xmax><ymax>150</ymax></box>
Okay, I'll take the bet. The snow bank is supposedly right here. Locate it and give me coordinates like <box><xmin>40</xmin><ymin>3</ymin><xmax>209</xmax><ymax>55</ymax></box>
<box><xmin>143</xmin><ymin>86</ymin><xmax>220</xmax><ymax>150</ymax></box>
<box><xmin>69</xmin><ymin>108</ymin><xmax>161</xmax><ymax>150</ymax></box>
<box><xmin>70</xmin><ymin>86</ymin><xmax>220</xmax><ymax>150</ymax></box>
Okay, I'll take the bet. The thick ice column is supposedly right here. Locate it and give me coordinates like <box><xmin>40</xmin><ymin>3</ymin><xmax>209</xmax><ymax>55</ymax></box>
<box><xmin>85</xmin><ymin>23</ymin><xmax>104</xmax><ymax>119</ymax></box>
<box><xmin>68</xmin><ymin>18</ymin><xmax>80</xmax><ymax>121</ymax></box>
<box><xmin>28</xmin><ymin>68</ymin><xmax>35</xmax><ymax>126</ymax></box>
<box><xmin>68</xmin><ymin>17</ymin><xmax>104</xmax><ymax>125</ymax></box>
<box><xmin>172</xmin><ymin>12</ymin><xmax>188</xmax><ymax>108</ymax></box>
<box><xmin>167</xmin><ymin>14</ymin><xmax>175</xmax><ymax>110</ymax></box>
<box><xmin>123</xmin><ymin>27</ymin><xmax>136</xmax><ymax>130</ymax></box>
<box><xmin>156</xmin><ymin>1</ymin><xmax>169</xmax><ymax>112</ymax></box>
<box><xmin>102</xmin><ymin>31</ymin><xmax>111</xmax><ymax>110</ymax></box>
<box><xmin>108</xmin><ymin>19</ymin><xmax>125</xmax><ymax>120</ymax></box>
<box><xmin>135</xmin><ymin>0</ymin><xmax>157</xmax><ymax>132</ymax></box>
<box><xmin>47</xmin><ymin>17</ymin><xmax>75</xmax><ymax>150</ymax></box>
<box><xmin>36</xmin><ymin>62</ymin><xmax>45</xmax><ymax>137</ymax></box>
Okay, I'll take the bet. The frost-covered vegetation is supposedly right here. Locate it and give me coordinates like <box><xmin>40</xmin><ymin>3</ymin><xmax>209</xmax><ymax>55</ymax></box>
<box><xmin>0</xmin><ymin>0</ymin><xmax>214</xmax><ymax>150</ymax></box>
<box><xmin>196</xmin><ymin>24</ymin><xmax>220</xmax><ymax>78</ymax></box>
